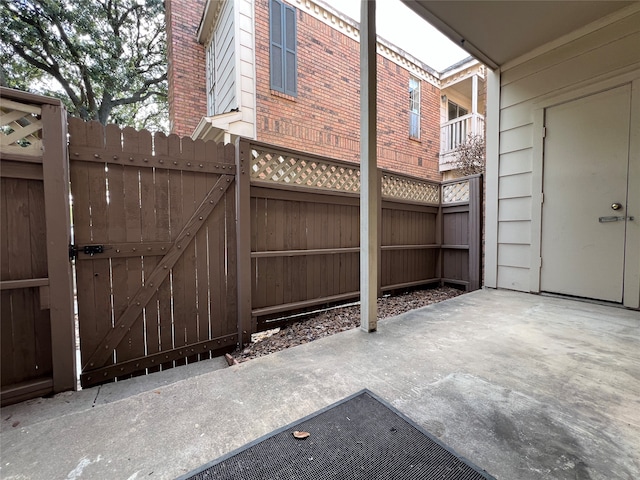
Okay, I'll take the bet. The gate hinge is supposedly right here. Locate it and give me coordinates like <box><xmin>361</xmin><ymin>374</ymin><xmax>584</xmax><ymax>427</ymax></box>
<box><xmin>69</xmin><ymin>244</ymin><xmax>104</xmax><ymax>260</ymax></box>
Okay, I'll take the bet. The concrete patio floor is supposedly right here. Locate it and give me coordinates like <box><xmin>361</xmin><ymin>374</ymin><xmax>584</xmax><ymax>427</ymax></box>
<box><xmin>1</xmin><ymin>288</ymin><xmax>639</xmax><ymax>480</ymax></box>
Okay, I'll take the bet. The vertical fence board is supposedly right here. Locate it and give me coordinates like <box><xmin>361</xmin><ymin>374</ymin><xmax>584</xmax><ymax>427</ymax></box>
<box><xmin>40</xmin><ymin>104</ymin><xmax>76</xmax><ymax>393</ymax></box>
<box><xmin>0</xmin><ymin>290</ymin><xmax>12</xmax><ymax>385</ymax></box>
<box><xmin>216</xmin><ymin>142</ymin><xmax>228</xmax><ymax>336</ymax></box>
<box><xmin>118</xmin><ymin>127</ymin><xmax>144</xmax><ymax>372</ymax></box>
<box><xmin>469</xmin><ymin>176</ymin><xmax>482</xmax><ymax>291</ymax></box>
<box><xmin>210</xmin><ymin>185</ymin><xmax>224</xmax><ymax>339</ymax></box>
<box><xmin>180</xmin><ymin>139</ymin><xmax>198</xmax><ymax>364</ymax></box>
<box><xmin>6</xmin><ymin>180</ymin><xmax>37</xmax><ymax>380</ymax></box>
<box><xmin>224</xmin><ymin>143</ymin><xmax>238</xmax><ymax>337</ymax></box>
<box><xmin>236</xmin><ymin>139</ymin><xmax>252</xmax><ymax>344</ymax></box>
<box><xmin>0</xmin><ymin>183</ymin><xmax>12</xmax><ymax>385</ymax></box>
<box><xmin>167</xmin><ymin>134</ymin><xmax>185</xmax><ymax>366</ymax></box>
<box><xmin>298</xmin><ymin>201</ymin><xmax>308</xmax><ymax>301</ymax></box>
<box><xmin>28</xmin><ymin>182</ymin><xmax>53</xmax><ymax>376</ymax></box>
<box><xmin>193</xmin><ymin>140</ymin><xmax>210</xmax><ymax>359</ymax></box>
<box><xmin>139</xmin><ymin>129</ymin><xmax>162</xmax><ymax>369</ymax></box>
<box><xmin>86</xmin><ymin>122</ymin><xmax>113</xmax><ymax>372</ymax></box>
<box><xmin>106</xmin><ymin>129</ymin><xmax>130</xmax><ymax>373</ymax></box>
<box><xmin>274</xmin><ymin>200</ymin><xmax>285</xmax><ymax>305</ymax></box>
<box><xmin>153</xmin><ymin>133</ymin><xmax>174</xmax><ymax>365</ymax></box>
<box><xmin>70</xmin><ymin>122</ymin><xmax>97</xmax><ymax>370</ymax></box>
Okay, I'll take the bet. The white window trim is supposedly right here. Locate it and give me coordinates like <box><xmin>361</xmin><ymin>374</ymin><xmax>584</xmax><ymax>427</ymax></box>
<box><xmin>409</xmin><ymin>76</ymin><xmax>420</xmax><ymax>139</ymax></box>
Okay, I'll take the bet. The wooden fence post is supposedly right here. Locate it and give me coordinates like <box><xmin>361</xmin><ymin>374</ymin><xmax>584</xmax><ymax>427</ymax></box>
<box><xmin>377</xmin><ymin>168</ymin><xmax>382</xmax><ymax>298</ymax></box>
<box><xmin>436</xmin><ymin>185</ymin><xmax>443</xmax><ymax>286</ymax></box>
<box><xmin>468</xmin><ymin>175</ymin><xmax>483</xmax><ymax>291</ymax></box>
<box><xmin>236</xmin><ymin>138</ymin><xmax>253</xmax><ymax>346</ymax></box>
<box><xmin>41</xmin><ymin>104</ymin><xmax>77</xmax><ymax>392</ymax></box>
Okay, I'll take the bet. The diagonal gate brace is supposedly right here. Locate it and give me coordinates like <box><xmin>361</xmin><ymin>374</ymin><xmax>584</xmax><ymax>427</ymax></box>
<box><xmin>83</xmin><ymin>174</ymin><xmax>235</xmax><ymax>371</ymax></box>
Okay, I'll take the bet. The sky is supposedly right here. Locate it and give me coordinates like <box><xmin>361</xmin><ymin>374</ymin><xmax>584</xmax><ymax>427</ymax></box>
<box><xmin>320</xmin><ymin>0</ymin><xmax>469</xmax><ymax>72</ymax></box>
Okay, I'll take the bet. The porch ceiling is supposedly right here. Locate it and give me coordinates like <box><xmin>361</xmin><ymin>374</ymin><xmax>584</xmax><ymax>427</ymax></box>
<box><xmin>401</xmin><ymin>1</ymin><xmax>635</xmax><ymax>69</ymax></box>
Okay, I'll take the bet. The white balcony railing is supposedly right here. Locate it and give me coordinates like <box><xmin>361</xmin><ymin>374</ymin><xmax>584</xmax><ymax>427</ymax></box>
<box><xmin>440</xmin><ymin>113</ymin><xmax>485</xmax><ymax>155</ymax></box>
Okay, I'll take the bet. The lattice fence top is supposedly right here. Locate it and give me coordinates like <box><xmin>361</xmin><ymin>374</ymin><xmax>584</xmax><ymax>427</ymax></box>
<box><xmin>250</xmin><ymin>144</ymin><xmax>468</xmax><ymax>205</ymax></box>
<box><xmin>251</xmin><ymin>148</ymin><xmax>361</xmax><ymax>194</ymax></box>
<box><xmin>443</xmin><ymin>180</ymin><xmax>470</xmax><ymax>203</ymax></box>
<box><xmin>381</xmin><ymin>173</ymin><xmax>440</xmax><ymax>205</ymax></box>
<box><xmin>0</xmin><ymin>98</ymin><xmax>43</xmax><ymax>157</ymax></box>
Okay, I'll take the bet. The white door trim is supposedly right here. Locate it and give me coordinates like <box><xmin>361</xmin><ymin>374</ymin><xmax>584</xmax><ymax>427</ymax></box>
<box><xmin>624</xmin><ymin>79</ymin><xmax>640</xmax><ymax>308</ymax></box>
<box><xmin>529</xmin><ymin>68</ymin><xmax>640</xmax><ymax>308</ymax></box>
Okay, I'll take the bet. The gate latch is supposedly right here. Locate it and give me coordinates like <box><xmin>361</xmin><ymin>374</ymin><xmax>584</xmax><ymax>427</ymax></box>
<box><xmin>69</xmin><ymin>244</ymin><xmax>105</xmax><ymax>260</ymax></box>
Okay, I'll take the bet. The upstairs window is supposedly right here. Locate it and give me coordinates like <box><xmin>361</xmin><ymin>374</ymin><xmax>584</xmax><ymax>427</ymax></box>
<box><xmin>270</xmin><ymin>0</ymin><xmax>297</xmax><ymax>97</ymax></box>
<box><xmin>448</xmin><ymin>100</ymin><xmax>468</xmax><ymax>120</ymax></box>
<box><xmin>206</xmin><ymin>39</ymin><xmax>216</xmax><ymax>116</ymax></box>
<box><xmin>409</xmin><ymin>76</ymin><xmax>420</xmax><ymax>139</ymax></box>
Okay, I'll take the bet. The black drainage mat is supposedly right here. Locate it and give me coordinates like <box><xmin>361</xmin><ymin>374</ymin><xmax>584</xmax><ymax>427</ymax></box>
<box><xmin>177</xmin><ymin>389</ymin><xmax>495</xmax><ymax>480</ymax></box>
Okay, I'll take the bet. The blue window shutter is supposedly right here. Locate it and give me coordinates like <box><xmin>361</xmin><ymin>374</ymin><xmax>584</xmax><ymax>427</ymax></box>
<box><xmin>270</xmin><ymin>0</ymin><xmax>297</xmax><ymax>96</ymax></box>
<box><xmin>270</xmin><ymin>0</ymin><xmax>284</xmax><ymax>91</ymax></box>
<box><xmin>284</xmin><ymin>5</ymin><xmax>297</xmax><ymax>96</ymax></box>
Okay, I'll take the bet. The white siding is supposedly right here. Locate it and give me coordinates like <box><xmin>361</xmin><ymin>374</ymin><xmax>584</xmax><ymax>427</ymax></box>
<box><xmin>202</xmin><ymin>0</ymin><xmax>256</xmax><ymax>139</ymax></box>
<box><xmin>214</xmin><ymin>0</ymin><xmax>236</xmax><ymax>115</ymax></box>
<box><xmin>498</xmin><ymin>197</ymin><xmax>531</xmax><ymax>222</ymax></box>
<box><xmin>236</xmin><ymin>0</ymin><xmax>256</xmax><ymax>138</ymax></box>
<box><xmin>498</xmin><ymin>150</ymin><xmax>531</xmax><ymax>177</ymax></box>
<box><xmin>498</xmin><ymin>173</ymin><xmax>532</xmax><ymax>199</ymax></box>
<box><xmin>497</xmin><ymin>266</ymin><xmax>530</xmax><ymax>291</ymax></box>
<box><xmin>494</xmin><ymin>8</ymin><xmax>640</xmax><ymax>292</ymax></box>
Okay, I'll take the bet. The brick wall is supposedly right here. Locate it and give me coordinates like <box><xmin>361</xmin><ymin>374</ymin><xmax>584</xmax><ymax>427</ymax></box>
<box><xmin>166</xmin><ymin>0</ymin><xmax>207</xmax><ymax>137</ymax></box>
<box><xmin>254</xmin><ymin>0</ymin><xmax>442</xmax><ymax>180</ymax></box>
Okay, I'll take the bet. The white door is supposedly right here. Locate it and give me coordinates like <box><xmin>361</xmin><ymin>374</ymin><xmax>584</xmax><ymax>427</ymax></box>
<box><xmin>540</xmin><ymin>85</ymin><xmax>632</xmax><ymax>303</ymax></box>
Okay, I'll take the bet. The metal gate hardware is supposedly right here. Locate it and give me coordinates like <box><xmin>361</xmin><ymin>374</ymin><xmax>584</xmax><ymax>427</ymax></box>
<box><xmin>598</xmin><ymin>216</ymin><xmax>634</xmax><ymax>223</ymax></box>
<box><xmin>69</xmin><ymin>244</ymin><xmax>105</xmax><ymax>260</ymax></box>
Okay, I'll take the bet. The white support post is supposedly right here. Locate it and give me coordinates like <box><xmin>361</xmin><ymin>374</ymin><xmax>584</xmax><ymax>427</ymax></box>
<box><xmin>472</xmin><ymin>74</ymin><xmax>478</xmax><ymax>115</ymax></box>
<box><xmin>360</xmin><ymin>0</ymin><xmax>378</xmax><ymax>332</ymax></box>
<box><xmin>484</xmin><ymin>68</ymin><xmax>501</xmax><ymax>288</ymax></box>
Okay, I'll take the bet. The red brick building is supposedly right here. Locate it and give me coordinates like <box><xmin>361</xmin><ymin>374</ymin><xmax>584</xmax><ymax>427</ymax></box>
<box><xmin>166</xmin><ymin>0</ymin><xmax>484</xmax><ymax>180</ymax></box>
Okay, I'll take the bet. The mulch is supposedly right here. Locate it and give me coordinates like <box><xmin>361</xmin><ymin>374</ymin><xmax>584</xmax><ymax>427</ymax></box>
<box><xmin>229</xmin><ymin>286</ymin><xmax>464</xmax><ymax>363</ymax></box>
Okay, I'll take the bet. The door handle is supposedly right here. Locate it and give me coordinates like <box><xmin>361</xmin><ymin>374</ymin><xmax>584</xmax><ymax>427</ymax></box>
<box><xmin>599</xmin><ymin>216</ymin><xmax>634</xmax><ymax>223</ymax></box>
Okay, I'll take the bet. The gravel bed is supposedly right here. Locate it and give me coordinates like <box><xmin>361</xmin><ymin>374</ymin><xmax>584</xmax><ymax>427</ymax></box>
<box><xmin>230</xmin><ymin>286</ymin><xmax>464</xmax><ymax>363</ymax></box>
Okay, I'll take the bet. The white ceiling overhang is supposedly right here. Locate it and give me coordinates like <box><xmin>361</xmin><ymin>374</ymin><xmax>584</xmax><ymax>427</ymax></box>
<box><xmin>401</xmin><ymin>1</ymin><xmax>636</xmax><ymax>69</ymax></box>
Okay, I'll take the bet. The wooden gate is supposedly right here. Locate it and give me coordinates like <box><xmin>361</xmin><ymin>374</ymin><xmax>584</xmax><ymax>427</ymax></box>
<box><xmin>68</xmin><ymin>119</ymin><xmax>238</xmax><ymax>388</ymax></box>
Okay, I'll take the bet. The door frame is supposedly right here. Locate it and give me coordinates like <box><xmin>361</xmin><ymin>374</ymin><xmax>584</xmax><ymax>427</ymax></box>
<box><xmin>529</xmin><ymin>68</ymin><xmax>640</xmax><ymax>308</ymax></box>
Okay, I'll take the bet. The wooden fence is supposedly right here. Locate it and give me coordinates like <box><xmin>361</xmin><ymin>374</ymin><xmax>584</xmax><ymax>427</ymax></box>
<box><xmin>0</xmin><ymin>88</ymin><xmax>75</xmax><ymax>405</ymax></box>
<box><xmin>1</xmin><ymin>96</ymin><xmax>481</xmax><ymax>401</ymax></box>
<box><xmin>240</xmin><ymin>140</ymin><xmax>482</xmax><ymax>330</ymax></box>
<box><xmin>67</xmin><ymin>118</ymin><xmax>239</xmax><ymax>388</ymax></box>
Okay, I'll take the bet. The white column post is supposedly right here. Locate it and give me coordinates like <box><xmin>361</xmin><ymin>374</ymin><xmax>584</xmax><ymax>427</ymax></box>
<box><xmin>471</xmin><ymin>74</ymin><xmax>479</xmax><ymax>135</ymax></box>
<box><xmin>471</xmin><ymin>74</ymin><xmax>478</xmax><ymax>115</ymax></box>
<box><xmin>360</xmin><ymin>0</ymin><xmax>378</xmax><ymax>332</ymax></box>
<box><xmin>484</xmin><ymin>68</ymin><xmax>501</xmax><ymax>288</ymax></box>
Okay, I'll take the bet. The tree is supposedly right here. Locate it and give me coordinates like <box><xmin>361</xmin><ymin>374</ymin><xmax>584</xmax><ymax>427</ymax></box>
<box><xmin>453</xmin><ymin>134</ymin><xmax>485</xmax><ymax>176</ymax></box>
<box><xmin>0</xmin><ymin>0</ymin><xmax>167</xmax><ymax>130</ymax></box>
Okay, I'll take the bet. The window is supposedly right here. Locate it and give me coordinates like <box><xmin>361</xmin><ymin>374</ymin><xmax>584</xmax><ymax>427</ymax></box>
<box><xmin>447</xmin><ymin>100</ymin><xmax>469</xmax><ymax>148</ymax></box>
<box><xmin>448</xmin><ymin>100</ymin><xmax>468</xmax><ymax>120</ymax></box>
<box><xmin>409</xmin><ymin>76</ymin><xmax>420</xmax><ymax>139</ymax></box>
<box><xmin>206</xmin><ymin>40</ymin><xmax>216</xmax><ymax>115</ymax></box>
<box><xmin>270</xmin><ymin>0</ymin><xmax>297</xmax><ymax>96</ymax></box>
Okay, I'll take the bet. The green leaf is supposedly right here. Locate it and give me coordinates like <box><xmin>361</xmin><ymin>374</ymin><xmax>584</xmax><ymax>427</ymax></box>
<box><xmin>0</xmin><ymin>0</ymin><xmax>168</xmax><ymax>131</ymax></box>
